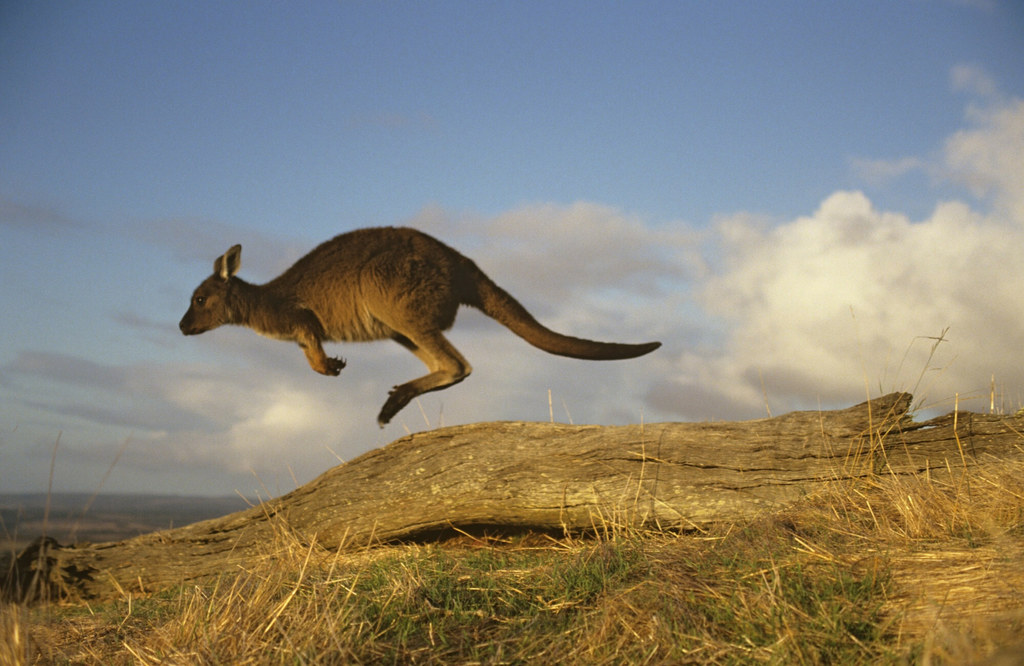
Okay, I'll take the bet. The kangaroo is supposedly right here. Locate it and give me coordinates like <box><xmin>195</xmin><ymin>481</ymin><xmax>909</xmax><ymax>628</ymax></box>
<box><xmin>179</xmin><ymin>226</ymin><xmax>661</xmax><ymax>426</ymax></box>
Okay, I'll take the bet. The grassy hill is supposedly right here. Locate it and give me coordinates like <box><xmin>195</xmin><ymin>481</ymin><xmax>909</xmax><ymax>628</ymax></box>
<box><xmin>4</xmin><ymin>460</ymin><xmax>1023</xmax><ymax>664</ymax></box>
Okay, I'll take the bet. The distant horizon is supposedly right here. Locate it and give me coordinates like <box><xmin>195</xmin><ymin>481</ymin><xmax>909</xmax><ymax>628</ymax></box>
<box><xmin>0</xmin><ymin>491</ymin><xmax>251</xmax><ymax>500</ymax></box>
<box><xmin>1</xmin><ymin>492</ymin><xmax>253</xmax><ymax>550</ymax></box>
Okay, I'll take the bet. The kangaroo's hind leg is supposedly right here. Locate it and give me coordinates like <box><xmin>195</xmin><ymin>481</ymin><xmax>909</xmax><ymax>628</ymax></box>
<box><xmin>378</xmin><ymin>331</ymin><xmax>473</xmax><ymax>427</ymax></box>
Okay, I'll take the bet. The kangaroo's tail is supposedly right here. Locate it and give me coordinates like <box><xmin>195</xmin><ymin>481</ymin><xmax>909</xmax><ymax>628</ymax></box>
<box><xmin>460</xmin><ymin>260</ymin><xmax>661</xmax><ymax>360</ymax></box>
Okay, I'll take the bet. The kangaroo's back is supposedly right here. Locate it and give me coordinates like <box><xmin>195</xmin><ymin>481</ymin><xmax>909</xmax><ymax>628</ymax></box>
<box><xmin>268</xmin><ymin>227</ymin><xmax>469</xmax><ymax>342</ymax></box>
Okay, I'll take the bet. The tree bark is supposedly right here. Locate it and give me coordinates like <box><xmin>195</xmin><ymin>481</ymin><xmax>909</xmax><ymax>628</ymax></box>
<box><xmin>5</xmin><ymin>392</ymin><xmax>1023</xmax><ymax>602</ymax></box>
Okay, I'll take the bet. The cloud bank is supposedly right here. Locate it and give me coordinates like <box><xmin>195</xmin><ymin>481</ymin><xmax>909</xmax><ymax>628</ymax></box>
<box><xmin>656</xmin><ymin>81</ymin><xmax>1024</xmax><ymax>419</ymax></box>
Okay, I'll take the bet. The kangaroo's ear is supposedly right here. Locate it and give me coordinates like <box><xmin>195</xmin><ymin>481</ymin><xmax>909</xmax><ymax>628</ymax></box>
<box><xmin>214</xmin><ymin>245</ymin><xmax>242</xmax><ymax>280</ymax></box>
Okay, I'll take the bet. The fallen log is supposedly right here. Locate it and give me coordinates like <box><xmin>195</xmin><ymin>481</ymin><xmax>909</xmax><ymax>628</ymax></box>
<box><xmin>5</xmin><ymin>392</ymin><xmax>1023</xmax><ymax>602</ymax></box>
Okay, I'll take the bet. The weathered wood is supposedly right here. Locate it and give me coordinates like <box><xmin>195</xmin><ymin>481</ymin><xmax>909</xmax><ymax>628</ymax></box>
<box><xmin>5</xmin><ymin>392</ymin><xmax>1024</xmax><ymax>602</ymax></box>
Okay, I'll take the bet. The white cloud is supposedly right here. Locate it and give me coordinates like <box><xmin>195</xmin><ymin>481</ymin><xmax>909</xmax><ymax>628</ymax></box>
<box><xmin>415</xmin><ymin>201</ymin><xmax>696</xmax><ymax>298</ymax></box>
<box><xmin>943</xmin><ymin>99</ymin><xmax>1024</xmax><ymax>223</ymax></box>
<box><xmin>950</xmin><ymin>64</ymin><xmax>1000</xmax><ymax>99</ymax></box>
<box><xmin>851</xmin><ymin>65</ymin><xmax>1022</xmax><ymax>218</ymax></box>
<box><xmin>656</xmin><ymin>68</ymin><xmax>1020</xmax><ymax>418</ymax></box>
<box><xmin>219</xmin><ymin>384</ymin><xmax>353</xmax><ymax>473</ymax></box>
<box><xmin>655</xmin><ymin>90</ymin><xmax>1024</xmax><ymax>418</ymax></box>
<box><xmin>646</xmin><ymin>73</ymin><xmax>1024</xmax><ymax>419</ymax></box>
<box><xmin>849</xmin><ymin>156</ymin><xmax>927</xmax><ymax>185</ymax></box>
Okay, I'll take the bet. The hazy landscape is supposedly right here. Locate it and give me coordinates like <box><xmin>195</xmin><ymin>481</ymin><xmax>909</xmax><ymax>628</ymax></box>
<box><xmin>0</xmin><ymin>494</ymin><xmax>251</xmax><ymax>552</ymax></box>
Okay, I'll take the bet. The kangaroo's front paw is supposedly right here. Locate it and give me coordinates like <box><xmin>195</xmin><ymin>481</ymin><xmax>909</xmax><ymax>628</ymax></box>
<box><xmin>321</xmin><ymin>356</ymin><xmax>346</xmax><ymax>376</ymax></box>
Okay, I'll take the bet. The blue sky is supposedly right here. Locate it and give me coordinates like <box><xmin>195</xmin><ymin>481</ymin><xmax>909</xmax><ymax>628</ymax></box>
<box><xmin>2</xmin><ymin>1</ymin><xmax>1023</xmax><ymax>497</ymax></box>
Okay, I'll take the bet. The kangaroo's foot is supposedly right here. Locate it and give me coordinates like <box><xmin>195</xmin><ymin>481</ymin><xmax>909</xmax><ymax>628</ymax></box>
<box><xmin>377</xmin><ymin>330</ymin><xmax>472</xmax><ymax>426</ymax></box>
<box><xmin>378</xmin><ymin>384</ymin><xmax>418</xmax><ymax>427</ymax></box>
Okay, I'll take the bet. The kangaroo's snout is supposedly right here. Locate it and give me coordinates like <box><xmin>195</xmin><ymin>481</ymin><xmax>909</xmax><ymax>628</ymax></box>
<box><xmin>179</xmin><ymin>304</ymin><xmax>221</xmax><ymax>336</ymax></box>
<box><xmin>179</xmin><ymin>314</ymin><xmax>199</xmax><ymax>335</ymax></box>
<box><xmin>179</xmin><ymin>301</ymin><xmax>206</xmax><ymax>335</ymax></box>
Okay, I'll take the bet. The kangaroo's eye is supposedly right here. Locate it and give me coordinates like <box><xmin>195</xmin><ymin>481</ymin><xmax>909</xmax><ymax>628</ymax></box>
<box><xmin>195</xmin><ymin>296</ymin><xmax>206</xmax><ymax>306</ymax></box>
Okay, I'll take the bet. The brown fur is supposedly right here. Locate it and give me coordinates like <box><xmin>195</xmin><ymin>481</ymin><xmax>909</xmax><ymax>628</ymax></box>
<box><xmin>179</xmin><ymin>227</ymin><xmax>661</xmax><ymax>425</ymax></box>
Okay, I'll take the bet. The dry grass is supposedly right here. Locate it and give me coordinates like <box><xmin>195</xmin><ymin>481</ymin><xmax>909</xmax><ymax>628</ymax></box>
<box><xmin>3</xmin><ymin>455</ymin><xmax>1023</xmax><ymax>665</ymax></box>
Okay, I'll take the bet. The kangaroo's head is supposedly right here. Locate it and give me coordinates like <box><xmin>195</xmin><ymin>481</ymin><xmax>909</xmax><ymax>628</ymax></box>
<box><xmin>179</xmin><ymin>245</ymin><xmax>243</xmax><ymax>336</ymax></box>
